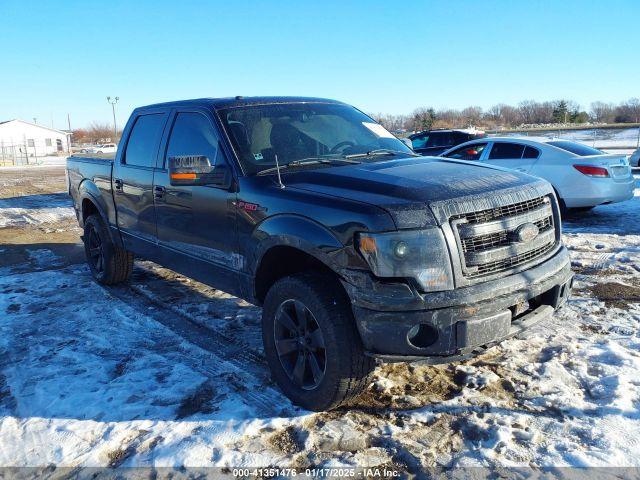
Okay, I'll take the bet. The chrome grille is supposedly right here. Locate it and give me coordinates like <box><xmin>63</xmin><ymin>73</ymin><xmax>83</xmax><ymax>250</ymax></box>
<box><xmin>461</xmin><ymin>217</ymin><xmax>553</xmax><ymax>253</ymax></box>
<box><xmin>474</xmin><ymin>243</ymin><xmax>556</xmax><ymax>276</ymax></box>
<box><xmin>458</xmin><ymin>196</ymin><xmax>546</xmax><ymax>224</ymax></box>
<box><xmin>452</xmin><ymin>195</ymin><xmax>557</xmax><ymax>278</ymax></box>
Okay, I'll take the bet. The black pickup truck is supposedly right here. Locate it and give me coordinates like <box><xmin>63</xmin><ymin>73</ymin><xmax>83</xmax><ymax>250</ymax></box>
<box><xmin>67</xmin><ymin>97</ymin><xmax>573</xmax><ymax>411</ymax></box>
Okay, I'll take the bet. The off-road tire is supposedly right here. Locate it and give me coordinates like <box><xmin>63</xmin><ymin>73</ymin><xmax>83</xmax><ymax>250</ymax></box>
<box><xmin>83</xmin><ymin>214</ymin><xmax>133</xmax><ymax>285</ymax></box>
<box><xmin>262</xmin><ymin>272</ymin><xmax>375</xmax><ymax>411</ymax></box>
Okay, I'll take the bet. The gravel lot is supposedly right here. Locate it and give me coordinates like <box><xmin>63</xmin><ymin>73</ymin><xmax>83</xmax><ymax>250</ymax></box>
<box><xmin>1</xmin><ymin>165</ymin><xmax>639</xmax><ymax>470</ymax></box>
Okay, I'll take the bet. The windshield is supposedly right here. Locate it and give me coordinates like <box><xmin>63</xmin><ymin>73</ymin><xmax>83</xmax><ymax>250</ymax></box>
<box><xmin>218</xmin><ymin>102</ymin><xmax>414</xmax><ymax>175</ymax></box>
<box><xmin>547</xmin><ymin>140</ymin><xmax>604</xmax><ymax>156</ymax></box>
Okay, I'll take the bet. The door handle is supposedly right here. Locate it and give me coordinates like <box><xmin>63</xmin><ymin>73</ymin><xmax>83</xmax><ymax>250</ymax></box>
<box><xmin>154</xmin><ymin>185</ymin><xmax>166</xmax><ymax>199</ymax></box>
<box><xmin>114</xmin><ymin>178</ymin><xmax>123</xmax><ymax>192</ymax></box>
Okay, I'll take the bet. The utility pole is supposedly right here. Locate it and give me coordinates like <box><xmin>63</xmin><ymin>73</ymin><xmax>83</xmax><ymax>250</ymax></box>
<box><xmin>32</xmin><ymin>117</ymin><xmax>37</xmax><ymax>125</ymax></box>
<box><xmin>67</xmin><ymin>114</ymin><xmax>72</xmax><ymax>154</ymax></box>
<box><xmin>107</xmin><ymin>96</ymin><xmax>119</xmax><ymax>141</ymax></box>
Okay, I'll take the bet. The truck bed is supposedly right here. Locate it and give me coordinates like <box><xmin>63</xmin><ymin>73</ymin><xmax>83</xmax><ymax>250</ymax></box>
<box><xmin>66</xmin><ymin>155</ymin><xmax>116</xmax><ymax>227</ymax></box>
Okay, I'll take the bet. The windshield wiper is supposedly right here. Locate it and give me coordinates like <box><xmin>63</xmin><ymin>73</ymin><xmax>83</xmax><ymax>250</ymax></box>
<box><xmin>256</xmin><ymin>156</ymin><xmax>361</xmax><ymax>176</ymax></box>
<box><xmin>344</xmin><ymin>149</ymin><xmax>420</xmax><ymax>159</ymax></box>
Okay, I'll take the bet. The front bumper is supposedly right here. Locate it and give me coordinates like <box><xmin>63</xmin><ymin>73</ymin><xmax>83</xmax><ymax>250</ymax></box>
<box><xmin>342</xmin><ymin>246</ymin><xmax>573</xmax><ymax>363</ymax></box>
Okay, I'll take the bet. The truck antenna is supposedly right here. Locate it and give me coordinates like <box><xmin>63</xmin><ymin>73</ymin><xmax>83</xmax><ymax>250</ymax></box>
<box><xmin>274</xmin><ymin>154</ymin><xmax>285</xmax><ymax>189</ymax></box>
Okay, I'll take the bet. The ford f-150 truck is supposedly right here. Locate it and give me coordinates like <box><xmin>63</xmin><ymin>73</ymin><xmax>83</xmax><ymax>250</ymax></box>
<box><xmin>67</xmin><ymin>97</ymin><xmax>573</xmax><ymax>411</ymax></box>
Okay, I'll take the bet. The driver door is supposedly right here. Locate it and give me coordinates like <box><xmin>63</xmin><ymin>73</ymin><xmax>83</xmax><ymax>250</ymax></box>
<box><xmin>154</xmin><ymin>109</ymin><xmax>240</xmax><ymax>295</ymax></box>
<box><xmin>443</xmin><ymin>142</ymin><xmax>489</xmax><ymax>161</ymax></box>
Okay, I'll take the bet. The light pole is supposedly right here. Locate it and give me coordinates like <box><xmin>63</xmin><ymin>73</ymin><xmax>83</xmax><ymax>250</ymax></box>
<box><xmin>107</xmin><ymin>96</ymin><xmax>119</xmax><ymax>141</ymax></box>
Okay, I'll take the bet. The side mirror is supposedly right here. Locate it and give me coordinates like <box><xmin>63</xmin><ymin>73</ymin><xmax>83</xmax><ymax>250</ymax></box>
<box><xmin>168</xmin><ymin>155</ymin><xmax>232</xmax><ymax>188</ymax></box>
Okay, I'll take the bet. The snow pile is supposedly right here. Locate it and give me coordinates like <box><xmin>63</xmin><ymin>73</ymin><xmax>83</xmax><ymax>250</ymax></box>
<box><xmin>0</xmin><ymin>193</ymin><xmax>75</xmax><ymax>228</ymax></box>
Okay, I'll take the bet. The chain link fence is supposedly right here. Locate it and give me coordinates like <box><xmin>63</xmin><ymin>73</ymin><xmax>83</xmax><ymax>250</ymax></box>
<box><xmin>0</xmin><ymin>138</ymin><xmax>66</xmax><ymax>166</ymax></box>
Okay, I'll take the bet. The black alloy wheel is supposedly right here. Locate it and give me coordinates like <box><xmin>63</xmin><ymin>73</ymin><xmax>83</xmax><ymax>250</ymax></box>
<box><xmin>86</xmin><ymin>222</ymin><xmax>104</xmax><ymax>274</ymax></box>
<box><xmin>274</xmin><ymin>299</ymin><xmax>327</xmax><ymax>390</ymax></box>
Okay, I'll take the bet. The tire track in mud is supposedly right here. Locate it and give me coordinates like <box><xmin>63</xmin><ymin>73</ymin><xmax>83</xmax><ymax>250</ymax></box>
<box><xmin>3</xmin><ymin>241</ymin><xmax>284</xmax><ymax>417</ymax></box>
<box><xmin>105</xmin><ymin>281</ymin><xmax>289</xmax><ymax>417</ymax></box>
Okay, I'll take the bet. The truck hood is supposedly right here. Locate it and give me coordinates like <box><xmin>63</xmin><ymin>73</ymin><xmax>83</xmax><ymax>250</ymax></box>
<box><xmin>284</xmin><ymin>157</ymin><xmax>553</xmax><ymax>228</ymax></box>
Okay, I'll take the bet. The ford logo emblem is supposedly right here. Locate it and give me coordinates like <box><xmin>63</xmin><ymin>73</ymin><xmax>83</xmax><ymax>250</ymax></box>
<box><xmin>514</xmin><ymin>223</ymin><xmax>539</xmax><ymax>243</ymax></box>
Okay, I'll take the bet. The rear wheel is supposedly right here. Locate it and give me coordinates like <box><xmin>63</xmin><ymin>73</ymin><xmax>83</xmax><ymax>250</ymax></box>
<box><xmin>262</xmin><ymin>272</ymin><xmax>375</xmax><ymax>411</ymax></box>
<box><xmin>83</xmin><ymin>214</ymin><xmax>133</xmax><ymax>285</ymax></box>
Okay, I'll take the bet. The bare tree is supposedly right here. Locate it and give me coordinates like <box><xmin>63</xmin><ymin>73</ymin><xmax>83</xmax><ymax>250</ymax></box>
<box><xmin>590</xmin><ymin>101</ymin><xmax>615</xmax><ymax>123</ymax></box>
<box><xmin>616</xmin><ymin>98</ymin><xmax>640</xmax><ymax>123</ymax></box>
<box><xmin>500</xmin><ymin>105</ymin><xmax>521</xmax><ymax>126</ymax></box>
<box><xmin>461</xmin><ymin>106</ymin><xmax>483</xmax><ymax>126</ymax></box>
<box><xmin>73</xmin><ymin>122</ymin><xmax>122</xmax><ymax>144</ymax></box>
<box><xmin>517</xmin><ymin>100</ymin><xmax>539</xmax><ymax>124</ymax></box>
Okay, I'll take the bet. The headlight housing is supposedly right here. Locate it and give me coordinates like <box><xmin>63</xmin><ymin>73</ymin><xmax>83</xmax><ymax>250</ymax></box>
<box><xmin>356</xmin><ymin>228</ymin><xmax>454</xmax><ymax>292</ymax></box>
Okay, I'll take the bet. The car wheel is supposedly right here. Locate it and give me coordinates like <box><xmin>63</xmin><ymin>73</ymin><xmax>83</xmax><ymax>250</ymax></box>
<box><xmin>262</xmin><ymin>272</ymin><xmax>375</xmax><ymax>411</ymax></box>
<box><xmin>83</xmin><ymin>214</ymin><xmax>133</xmax><ymax>285</ymax></box>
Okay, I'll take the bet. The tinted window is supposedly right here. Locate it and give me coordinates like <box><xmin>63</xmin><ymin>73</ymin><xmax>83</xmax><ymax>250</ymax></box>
<box><xmin>411</xmin><ymin>133</ymin><xmax>429</xmax><ymax>149</ymax></box>
<box><xmin>124</xmin><ymin>114</ymin><xmax>166</xmax><ymax>167</ymax></box>
<box><xmin>489</xmin><ymin>142</ymin><xmax>525</xmax><ymax>160</ymax></box>
<box><xmin>166</xmin><ymin>112</ymin><xmax>221</xmax><ymax>167</ymax></box>
<box><xmin>523</xmin><ymin>146</ymin><xmax>540</xmax><ymax>159</ymax></box>
<box><xmin>445</xmin><ymin>143</ymin><xmax>488</xmax><ymax>161</ymax></box>
<box><xmin>454</xmin><ymin>132</ymin><xmax>472</xmax><ymax>143</ymax></box>
<box><xmin>547</xmin><ymin>140</ymin><xmax>604</xmax><ymax>156</ymax></box>
<box><xmin>427</xmin><ymin>132</ymin><xmax>453</xmax><ymax>147</ymax></box>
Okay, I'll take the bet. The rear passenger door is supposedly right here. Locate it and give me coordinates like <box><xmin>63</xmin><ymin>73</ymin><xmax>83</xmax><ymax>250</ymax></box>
<box><xmin>113</xmin><ymin>110</ymin><xmax>168</xmax><ymax>253</ymax></box>
<box><xmin>484</xmin><ymin>142</ymin><xmax>540</xmax><ymax>173</ymax></box>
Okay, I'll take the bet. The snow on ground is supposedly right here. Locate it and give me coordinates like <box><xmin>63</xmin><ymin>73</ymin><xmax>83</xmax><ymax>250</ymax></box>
<box><xmin>0</xmin><ymin>193</ymin><xmax>75</xmax><ymax>228</ymax></box>
<box><xmin>560</xmin><ymin>127</ymin><xmax>639</xmax><ymax>150</ymax></box>
<box><xmin>0</xmin><ymin>156</ymin><xmax>68</xmax><ymax>169</ymax></box>
<box><xmin>1</xmin><ymin>168</ymin><xmax>640</xmax><ymax>471</ymax></box>
<box><xmin>499</xmin><ymin>127</ymin><xmax>640</xmax><ymax>152</ymax></box>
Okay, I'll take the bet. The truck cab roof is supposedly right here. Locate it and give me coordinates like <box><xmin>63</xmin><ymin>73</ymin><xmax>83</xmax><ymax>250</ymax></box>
<box><xmin>139</xmin><ymin>96</ymin><xmax>346</xmax><ymax>111</ymax></box>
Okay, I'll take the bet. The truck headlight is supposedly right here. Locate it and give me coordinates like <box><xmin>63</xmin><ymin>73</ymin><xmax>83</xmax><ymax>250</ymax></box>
<box><xmin>356</xmin><ymin>228</ymin><xmax>454</xmax><ymax>292</ymax></box>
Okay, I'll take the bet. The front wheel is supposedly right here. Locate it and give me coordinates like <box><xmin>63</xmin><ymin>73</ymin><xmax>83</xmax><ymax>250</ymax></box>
<box><xmin>262</xmin><ymin>273</ymin><xmax>374</xmax><ymax>411</ymax></box>
<box><xmin>83</xmin><ymin>214</ymin><xmax>133</xmax><ymax>285</ymax></box>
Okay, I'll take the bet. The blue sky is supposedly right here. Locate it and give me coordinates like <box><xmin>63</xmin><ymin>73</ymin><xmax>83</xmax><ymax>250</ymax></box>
<box><xmin>1</xmin><ymin>0</ymin><xmax>638</xmax><ymax>129</ymax></box>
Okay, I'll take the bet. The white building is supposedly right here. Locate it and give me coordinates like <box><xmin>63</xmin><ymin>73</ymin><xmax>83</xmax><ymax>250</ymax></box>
<box><xmin>0</xmin><ymin>119</ymin><xmax>71</xmax><ymax>158</ymax></box>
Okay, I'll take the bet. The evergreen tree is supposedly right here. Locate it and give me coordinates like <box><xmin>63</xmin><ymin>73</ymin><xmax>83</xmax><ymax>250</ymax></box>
<box><xmin>552</xmin><ymin>100</ymin><xmax>568</xmax><ymax>123</ymax></box>
<box><xmin>412</xmin><ymin>107</ymin><xmax>437</xmax><ymax>131</ymax></box>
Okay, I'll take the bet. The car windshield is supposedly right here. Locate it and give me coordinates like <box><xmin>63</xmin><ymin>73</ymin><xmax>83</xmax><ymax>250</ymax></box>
<box><xmin>547</xmin><ymin>140</ymin><xmax>604</xmax><ymax>156</ymax></box>
<box><xmin>218</xmin><ymin>102</ymin><xmax>414</xmax><ymax>175</ymax></box>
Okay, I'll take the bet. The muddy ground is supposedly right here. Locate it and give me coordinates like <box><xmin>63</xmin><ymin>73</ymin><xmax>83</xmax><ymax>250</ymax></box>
<box><xmin>0</xmin><ymin>167</ymin><xmax>84</xmax><ymax>272</ymax></box>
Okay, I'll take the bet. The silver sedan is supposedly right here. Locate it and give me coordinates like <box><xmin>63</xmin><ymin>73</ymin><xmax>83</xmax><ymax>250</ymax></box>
<box><xmin>441</xmin><ymin>137</ymin><xmax>635</xmax><ymax>211</ymax></box>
